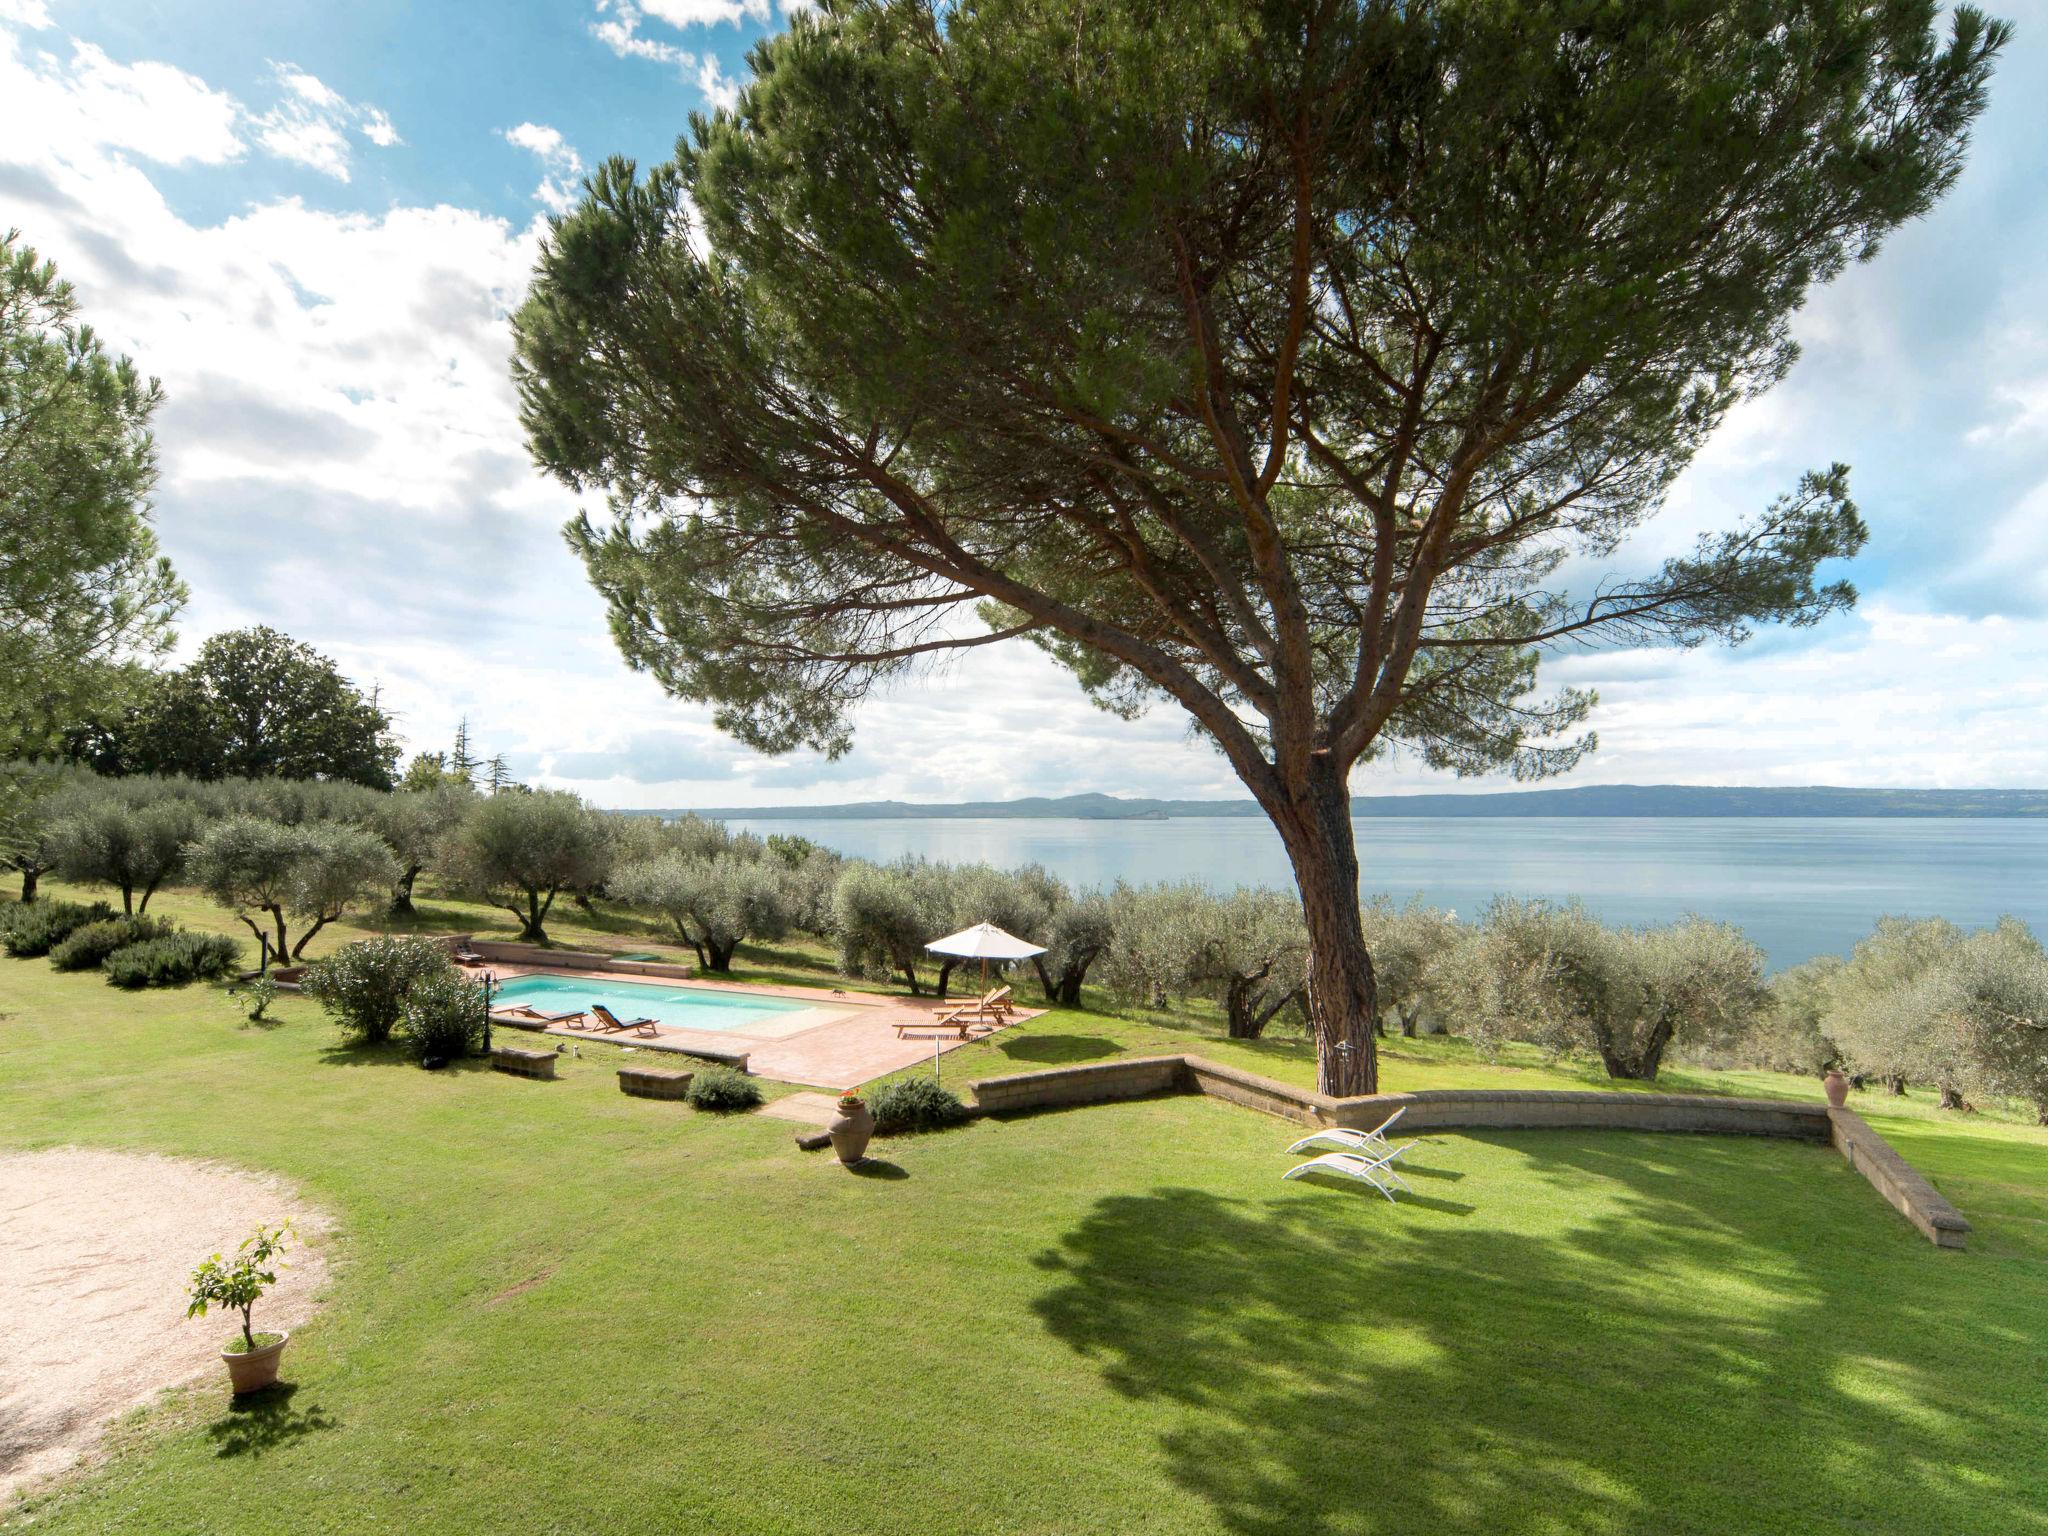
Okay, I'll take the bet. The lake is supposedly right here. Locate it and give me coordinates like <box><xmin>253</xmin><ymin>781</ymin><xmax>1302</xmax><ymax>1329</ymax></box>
<box><xmin>724</xmin><ymin>815</ymin><xmax>2048</xmax><ymax>969</ymax></box>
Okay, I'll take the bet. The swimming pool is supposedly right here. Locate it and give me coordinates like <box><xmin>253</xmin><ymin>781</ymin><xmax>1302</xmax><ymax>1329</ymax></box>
<box><xmin>491</xmin><ymin>974</ymin><xmax>817</xmax><ymax>1034</ymax></box>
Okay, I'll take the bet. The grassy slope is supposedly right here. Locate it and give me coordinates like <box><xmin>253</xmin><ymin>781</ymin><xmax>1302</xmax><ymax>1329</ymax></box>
<box><xmin>4</xmin><ymin>886</ymin><xmax>2047</xmax><ymax>1533</ymax></box>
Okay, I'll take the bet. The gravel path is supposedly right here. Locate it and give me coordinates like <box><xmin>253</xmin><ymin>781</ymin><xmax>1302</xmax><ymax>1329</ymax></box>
<box><xmin>0</xmin><ymin>1148</ymin><xmax>329</xmax><ymax>1502</ymax></box>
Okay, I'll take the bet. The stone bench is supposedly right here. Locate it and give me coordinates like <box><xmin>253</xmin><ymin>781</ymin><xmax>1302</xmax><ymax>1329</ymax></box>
<box><xmin>490</xmin><ymin>1044</ymin><xmax>557</xmax><ymax>1080</ymax></box>
<box><xmin>618</xmin><ymin>1065</ymin><xmax>694</xmax><ymax>1101</ymax></box>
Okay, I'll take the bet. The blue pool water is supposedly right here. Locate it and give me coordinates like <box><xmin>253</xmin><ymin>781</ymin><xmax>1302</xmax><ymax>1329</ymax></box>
<box><xmin>492</xmin><ymin>974</ymin><xmax>811</xmax><ymax>1033</ymax></box>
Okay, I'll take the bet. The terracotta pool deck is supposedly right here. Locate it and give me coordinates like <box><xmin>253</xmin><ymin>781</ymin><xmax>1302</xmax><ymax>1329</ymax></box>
<box><xmin>484</xmin><ymin>966</ymin><xmax>1035</xmax><ymax>1090</ymax></box>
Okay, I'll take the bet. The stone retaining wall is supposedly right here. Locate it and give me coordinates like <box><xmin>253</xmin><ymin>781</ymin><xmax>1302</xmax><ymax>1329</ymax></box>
<box><xmin>1828</xmin><ymin>1107</ymin><xmax>1971</xmax><ymax>1248</ymax></box>
<box><xmin>970</xmin><ymin>1056</ymin><xmax>1186</xmax><ymax>1114</ymax></box>
<box><xmin>969</xmin><ymin>1055</ymin><xmax>1969</xmax><ymax>1248</ymax></box>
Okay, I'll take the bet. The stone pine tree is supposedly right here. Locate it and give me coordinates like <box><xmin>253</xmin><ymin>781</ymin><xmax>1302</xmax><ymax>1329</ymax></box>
<box><xmin>513</xmin><ymin>0</ymin><xmax>2007</xmax><ymax>1094</ymax></box>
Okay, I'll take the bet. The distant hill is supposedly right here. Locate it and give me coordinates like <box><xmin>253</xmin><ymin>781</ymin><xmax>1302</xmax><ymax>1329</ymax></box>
<box><xmin>650</xmin><ymin>785</ymin><xmax>2048</xmax><ymax>820</ymax></box>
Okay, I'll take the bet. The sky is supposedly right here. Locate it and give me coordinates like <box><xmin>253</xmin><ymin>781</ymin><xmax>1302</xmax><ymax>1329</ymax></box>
<box><xmin>5</xmin><ymin>0</ymin><xmax>2048</xmax><ymax>809</ymax></box>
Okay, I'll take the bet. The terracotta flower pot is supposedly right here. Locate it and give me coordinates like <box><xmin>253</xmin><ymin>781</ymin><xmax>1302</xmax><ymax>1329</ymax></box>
<box><xmin>828</xmin><ymin>1098</ymin><xmax>875</xmax><ymax>1166</ymax></box>
<box><xmin>1822</xmin><ymin>1069</ymin><xmax>1850</xmax><ymax>1109</ymax></box>
<box><xmin>222</xmin><ymin>1332</ymin><xmax>289</xmax><ymax>1395</ymax></box>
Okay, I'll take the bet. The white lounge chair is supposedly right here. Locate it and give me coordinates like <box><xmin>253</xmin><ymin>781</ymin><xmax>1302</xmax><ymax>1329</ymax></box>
<box><xmin>1281</xmin><ymin>1143</ymin><xmax>1416</xmax><ymax>1202</ymax></box>
<box><xmin>1285</xmin><ymin>1106</ymin><xmax>1407</xmax><ymax>1159</ymax></box>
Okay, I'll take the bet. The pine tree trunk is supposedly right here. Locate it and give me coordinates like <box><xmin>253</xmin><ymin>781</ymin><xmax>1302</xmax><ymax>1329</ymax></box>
<box><xmin>19</xmin><ymin>867</ymin><xmax>38</xmax><ymax>903</ymax></box>
<box><xmin>1268</xmin><ymin>762</ymin><xmax>1378</xmax><ymax>1097</ymax></box>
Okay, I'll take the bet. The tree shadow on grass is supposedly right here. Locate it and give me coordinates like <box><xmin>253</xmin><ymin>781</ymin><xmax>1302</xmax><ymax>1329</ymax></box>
<box><xmin>1030</xmin><ymin>1135</ymin><xmax>2042</xmax><ymax>1535</ymax></box>
<box><xmin>997</xmin><ymin>1034</ymin><xmax>1124</xmax><ymax>1065</ymax></box>
<box><xmin>205</xmin><ymin>1385</ymin><xmax>337</xmax><ymax>1460</ymax></box>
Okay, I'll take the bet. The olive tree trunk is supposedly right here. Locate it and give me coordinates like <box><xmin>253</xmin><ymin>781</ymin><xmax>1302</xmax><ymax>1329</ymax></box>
<box><xmin>1267</xmin><ymin>763</ymin><xmax>1379</xmax><ymax>1098</ymax></box>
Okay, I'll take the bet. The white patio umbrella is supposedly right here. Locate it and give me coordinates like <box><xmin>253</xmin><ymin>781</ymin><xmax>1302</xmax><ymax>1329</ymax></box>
<box><xmin>924</xmin><ymin>921</ymin><xmax>1046</xmax><ymax>995</ymax></box>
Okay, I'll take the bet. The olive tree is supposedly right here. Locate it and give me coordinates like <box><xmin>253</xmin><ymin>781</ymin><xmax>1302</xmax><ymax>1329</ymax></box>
<box><xmin>1736</xmin><ymin>956</ymin><xmax>1844</xmax><ymax>1076</ymax></box>
<box><xmin>611</xmin><ymin>850</ymin><xmax>795</xmax><ymax>971</ymax></box>
<box><xmin>1097</xmin><ymin>884</ymin><xmax>1218</xmax><ymax>1013</ymax></box>
<box><xmin>1360</xmin><ymin>898</ymin><xmax>1462</xmax><ymax>1037</ymax></box>
<box><xmin>1433</xmin><ymin>899</ymin><xmax>1767</xmax><ymax>1081</ymax></box>
<box><xmin>514</xmin><ymin>0</ymin><xmax>2005</xmax><ymax>1095</ymax></box>
<box><xmin>1097</xmin><ymin>882</ymin><xmax>1307</xmax><ymax>1037</ymax></box>
<box><xmin>1934</xmin><ymin>919</ymin><xmax>2048</xmax><ymax>1124</ymax></box>
<box><xmin>832</xmin><ymin>859</ymin><xmax>951</xmax><ymax>993</ymax></box>
<box><xmin>1032</xmin><ymin>890</ymin><xmax>1115</xmax><ymax>1007</ymax></box>
<box><xmin>370</xmin><ymin>786</ymin><xmax>471</xmax><ymax>914</ymax></box>
<box><xmin>930</xmin><ymin>862</ymin><xmax>1062</xmax><ymax>997</ymax></box>
<box><xmin>188</xmin><ymin>816</ymin><xmax>400</xmax><ymax>966</ymax></box>
<box><xmin>443</xmin><ymin>790</ymin><xmax>613</xmax><ymax>944</ymax></box>
<box><xmin>1825</xmin><ymin>916</ymin><xmax>1966</xmax><ymax>1098</ymax></box>
<box><xmin>48</xmin><ymin>793</ymin><xmax>201</xmax><ymax>914</ymax></box>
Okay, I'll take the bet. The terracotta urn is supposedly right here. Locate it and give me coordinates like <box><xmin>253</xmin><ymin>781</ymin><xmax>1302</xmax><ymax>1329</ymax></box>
<box><xmin>1822</xmin><ymin>1069</ymin><xmax>1850</xmax><ymax>1109</ymax></box>
<box><xmin>222</xmin><ymin>1332</ymin><xmax>289</xmax><ymax>1395</ymax></box>
<box><xmin>828</xmin><ymin>1095</ymin><xmax>875</xmax><ymax>1166</ymax></box>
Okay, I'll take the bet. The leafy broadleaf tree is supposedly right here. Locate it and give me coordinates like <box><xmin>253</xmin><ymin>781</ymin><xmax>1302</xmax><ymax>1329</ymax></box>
<box><xmin>0</xmin><ymin>230</ymin><xmax>185</xmax><ymax>760</ymax></box>
<box><xmin>81</xmin><ymin>627</ymin><xmax>398</xmax><ymax>788</ymax></box>
<box><xmin>514</xmin><ymin>0</ymin><xmax>2005</xmax><ymax>1092</ymax></box>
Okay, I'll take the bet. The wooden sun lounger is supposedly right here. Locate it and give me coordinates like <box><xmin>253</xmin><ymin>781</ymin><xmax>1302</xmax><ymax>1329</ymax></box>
<box><xmin>929</xmin><ymin>985</ymin><xmax>1014</xmax><ymax>1021</ymax></box>
<box><xmin>491</xmin><ymin>1006</ymin><xmax>584</xmax><ymax>1027</ymax></box>
<box><xmin>896</xmin><ymin>1004</ymin><xmax>986</xmax><ymax>1040</ymax></box>
<box><xmin>585</xmin><ymin>1003</ymin><xmax>658</xmax><ymax>1038</ymax></box>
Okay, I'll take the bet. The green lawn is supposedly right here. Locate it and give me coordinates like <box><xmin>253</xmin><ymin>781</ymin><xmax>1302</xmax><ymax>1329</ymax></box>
<box><xmin>5</xmin><ymin>889</ymin><xmax>2048</xmax><ymax>1533</ymax></box>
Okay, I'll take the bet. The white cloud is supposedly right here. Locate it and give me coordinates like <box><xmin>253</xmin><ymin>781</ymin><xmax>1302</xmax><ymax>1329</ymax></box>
<box><xmin>695</xmin><ymin>54</ymin><xmax>739</xmax><ymax>112</ymax></box>
<box><xmin>249</xmin><ymin>60</ymin><xmax>403</xmax><ymax>182</ymax></box>
<box><xmin>588</xmin><ymin>0</ymin><xmax>753</xmax><ymax>108</ymax></box>
<box><xmin>504</xmin><ymin>121</ymin><xmax>587</xmax><ymax>215</ymax></box>
<box><xmin>591</xmin><ymin>1</ymin><xmax>696</xmax><ymax>69</ymax></box>
<box><xmin>0</xmin><ymin>32</ymin><xmax>402</xmax><ymax>183</ymax></box>
<box><xmin>0</xmin><ymin>0</ymin><xmax>53</xmax><ymax>27</ymax></box>
<box><xmin>0</xmin><ymin>34</ymin><xmax>243</xmax><ymax>166</ymax></box>
<box><xmin>643</xmin><ymin>0</ymin><xmax>771</xmax><ymax>27</ymax></box>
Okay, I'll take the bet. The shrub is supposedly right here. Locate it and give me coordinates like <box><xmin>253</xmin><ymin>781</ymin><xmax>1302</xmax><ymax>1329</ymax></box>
<box><xmin>302</xmin><ymin>935</ymin><xmax>452</xmax><ymax>1045</ymax></box>
<box><xmin>187</xmin><ymin>1223</ymin><xmax>291</xmax><ymax>1353</ymax></box>
<box><xmin>1</xmin><ymin>899</ymin><xmax>116</xmax><ymax>958</ymax></box>
<box><xmin>400</xmin><ymin>967</ymin><xmax>487</xmax><ymax>1065</ymax></box>
<box><xmin>685</xmin><ymin>1065</ymin><xmax>763</xmax><ymax>1112</ymax></box>
<box><xmin>49</xmin><ymin>915</ymin><xmax>174</xmax><ymax>972</ymax></box>
<box><xmin>868</xmin><ymin>1075</ymin><xmax>970</xmax><ymax>1134</ymax></box>
<box><xmin>241</xmin><ymin>975</ymin><xmax>279</xmax><ymax>1023</ymax></box>
<box><xmin>103</xmin><ymin>931</ymin><xmax>241</xmax><ymax>988</ymax></box>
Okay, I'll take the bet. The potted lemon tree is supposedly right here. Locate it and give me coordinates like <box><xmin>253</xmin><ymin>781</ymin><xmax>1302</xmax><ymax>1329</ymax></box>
<box><xmin>188</xmin><ymin>1224</ymin><xmax>293</xmax><ymax>1394</ymax></box>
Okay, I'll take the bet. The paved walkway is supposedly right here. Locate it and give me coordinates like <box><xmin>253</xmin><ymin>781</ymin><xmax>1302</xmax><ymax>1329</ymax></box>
<box><xmin>485</xmin><ymin>966</ymin><xmax>1032</xmax><ymax>1090</ymax></box>
<box><xmin>755</xmin><ymin>1092</ymin><xmax>842</xmax><ymax>1128</ymax></box>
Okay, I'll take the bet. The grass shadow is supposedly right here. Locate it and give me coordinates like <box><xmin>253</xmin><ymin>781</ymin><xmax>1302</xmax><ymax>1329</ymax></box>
<box><xmin>846</xmin><ymin>1159</ymin><xmax>909</xmax><ymax>1180</ymax></box>
<box><xmin>1029</xmin><ymin>1137</ymin><xmax>2039</xmax><ymax>1535</ymax></box>
<box><xmin>204</xmin><ymin>1384</ymin><xmax>337</xmax><ymax>1460</ymax></box>
<box><xmin>998</xmin><ymin>1034</ymin><xmax>1124</xmax><ymax>1065</ymax></box>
